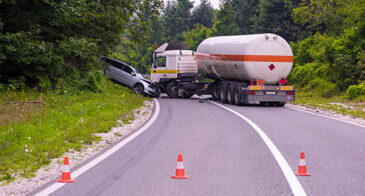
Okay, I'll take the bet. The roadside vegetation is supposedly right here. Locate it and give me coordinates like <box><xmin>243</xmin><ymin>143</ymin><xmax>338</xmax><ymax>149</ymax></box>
<box><xmin>0</xmin><ymin>0</ymin><xmax>160</xmax><ymax>183</ymax></box>
<box><xmin>0</xmin><ymin>76</ymin><xmax>147</xmax><ymax>183</ymax></box>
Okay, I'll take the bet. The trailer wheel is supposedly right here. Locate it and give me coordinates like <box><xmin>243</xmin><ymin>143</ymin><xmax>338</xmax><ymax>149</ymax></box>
<box><xmin>166</xmin><ymin>82</ymin><xmax>179</xmax><ymax>98</ymax></box>
<box><xmin>227</xmin><ymin>85</ymin><xmax>234</xmax><ymax>104</ymax></box>
<box><xmin>210</xmin><ymin>83</ymin><xmax>220</xmax><ymax>100</ymax></box>
<box><xmin>233</xmin><ymin>86</ymin><xmax>241</xmax><ymax>105</ymax></box>
<box><xmin>219</xmin><ymin>85</ymin><xmax>228</xmax><ymax>103</ymax></box>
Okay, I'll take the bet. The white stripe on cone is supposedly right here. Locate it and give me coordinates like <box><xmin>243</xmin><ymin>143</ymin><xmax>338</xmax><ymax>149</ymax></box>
<box><xmin>176</xmin><ymin>162</ymin><xmax>184</xmax><ymax>169</ymax></box>
<box><xmin>299</xmin><ymin>159</ymin><xmax>306</xmax><ymax>166</ymax></box>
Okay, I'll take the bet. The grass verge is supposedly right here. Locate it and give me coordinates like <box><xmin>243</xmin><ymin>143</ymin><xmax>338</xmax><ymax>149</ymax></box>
<box><xmin>0</xmin><ymin>80</ymin><xmax>148</xmax><ymax>183</ymax></box>
<box><xmin>293</xmin><ymin>91</ymin><xmax>365</xmax><ymax>119</ymax></box>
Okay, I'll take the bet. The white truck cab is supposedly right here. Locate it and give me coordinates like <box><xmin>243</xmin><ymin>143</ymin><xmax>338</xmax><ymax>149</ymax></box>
<box><xmin>151</xmin><ymin>43</ymin><xmax>198</xmax><ymax>98</ymax></box>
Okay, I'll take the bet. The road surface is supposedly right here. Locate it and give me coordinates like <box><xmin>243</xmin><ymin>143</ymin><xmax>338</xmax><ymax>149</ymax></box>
<box><xmin>33</xmin><ymin>97</ymin><xmax>365</xmax><ymax>196</ymax></box>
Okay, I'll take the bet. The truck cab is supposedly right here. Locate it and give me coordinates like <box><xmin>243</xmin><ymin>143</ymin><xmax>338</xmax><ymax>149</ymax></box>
<box><xmin>151</xmin><ymin>43</ymin><xmax>198</xmax><ymax>98</ymax></box>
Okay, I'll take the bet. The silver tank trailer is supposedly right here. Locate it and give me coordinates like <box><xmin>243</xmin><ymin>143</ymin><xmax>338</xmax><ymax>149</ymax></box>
<box><xmin>195</xmin><ymin>34</ymin><xmax>293</xmax><ymax>85</ymax></box>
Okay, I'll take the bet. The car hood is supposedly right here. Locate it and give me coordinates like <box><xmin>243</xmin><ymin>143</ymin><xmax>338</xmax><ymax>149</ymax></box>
<box><xmin>136</xmin><ymin>74</ymin><xmax>152</xmax><ymax>84</ymax></box>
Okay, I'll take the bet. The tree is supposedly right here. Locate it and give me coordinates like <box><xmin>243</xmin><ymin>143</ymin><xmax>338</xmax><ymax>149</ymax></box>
<box><xmin>215</xmin><ymin>1</ymin><xmax>241</xmax><ymax>35</ymax></box>
<box><xmin>191</xmin><ymin>0</ymin><xmax>215</xmax><ymax>28</ymax></box>
<box><xmin>0</xmin><ymin>0</ymin><xmax>162</xmax><ymax>86</ymax></box>
<box><xmin>163</xmin><ymin>0</ymin><xmax>194</xmax><ymax>42</ymax></box>
<box><xmin>250</xmin><ymin>0</ymin><xmax>303</xmax><ymax>41</ymax></box>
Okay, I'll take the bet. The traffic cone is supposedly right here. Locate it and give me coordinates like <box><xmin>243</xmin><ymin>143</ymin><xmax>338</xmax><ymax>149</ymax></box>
<box><xmin>171</xmin><ymin>154</ymin><xmax>189</xmax><ymax>179</ymax></box>
<box><xmin>295</xmin><ymin>152</ymin><xmax>311</xmax><ymax>176</ymax></box>
<box><xmin>57</xmin><ymin>156</ymin><xmax>77</xmax><ymax>183</ymax></box>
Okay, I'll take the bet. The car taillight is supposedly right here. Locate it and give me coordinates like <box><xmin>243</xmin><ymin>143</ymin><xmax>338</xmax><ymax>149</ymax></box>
<box><xmin>286</xmin><ymin>91</ymin><xmax>295</xmax><ymax>95</ymax></box>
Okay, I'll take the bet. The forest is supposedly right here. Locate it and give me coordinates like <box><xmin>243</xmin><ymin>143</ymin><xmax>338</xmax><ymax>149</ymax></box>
<box><xmin>0</xmin><ymin>0</ymin><xmax>364</xmax><ymax>98</ymax></box>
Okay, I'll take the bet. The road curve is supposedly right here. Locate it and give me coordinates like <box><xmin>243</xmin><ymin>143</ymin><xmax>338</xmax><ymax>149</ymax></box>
<box><xmin>33</xmin><ymin>97</ymin><xmax>365</xmax><ymax>196</ymax></box>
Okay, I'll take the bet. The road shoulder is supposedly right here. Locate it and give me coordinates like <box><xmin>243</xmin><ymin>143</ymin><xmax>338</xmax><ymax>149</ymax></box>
<box><xmin>286</xmin><ymin>103</ymin><xmax>365</xmax><ymax>127</ymax></box>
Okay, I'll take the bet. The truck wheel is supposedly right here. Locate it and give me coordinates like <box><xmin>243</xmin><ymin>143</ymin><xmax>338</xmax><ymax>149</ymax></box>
<box><xmin>276</xmin><ymin>102</ymin><xmax>286</xmax><ymax>107</ymax></box>
<box><xmin>227</xmin><ymin>85</ymin><xmax>234</xmax><ymax>104</ymax></box>
<box><xmin>233</xmin><ymin>86</ymin><xmax>241</xmax><ymax>105</ymax></box>
<box><xmin>166</xmin><ymin>82</ymin><xmax>179</xmax><ymax>98</ymax></box>
<box><xmin>182</xmin><ymin>90</ymin><xmax>194</xmax><ymax>99</ymax></box>
<box><xmin>210</xmin><ymin>83</ymin><xmax>220</xmax><ymax>100</ymax></box>
<box><xmin>219</xmin><ymin>85</ymin><xmax>228</xmax><ymax>103</ymax></box>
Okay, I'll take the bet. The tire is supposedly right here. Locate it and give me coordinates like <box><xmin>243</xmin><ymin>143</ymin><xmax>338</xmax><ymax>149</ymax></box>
<box><xmin>133</xmin><ymin>84</ymin><xmax>144</xmax><ymax>95</ymax></box>
<box><xmin>166</xmin><ymin>82</ymin><xmax>179</xmax><ymax>98</ymax></box>
<box><xmin>210</xmin><ymin>83</ymin><xmax>220</xmax><ymax>100</ymax></box>
<box><xmin>219</xmin><ymin>84</ymin><xmax>228</xmax><ymax>103</ymax></box>
<box><xmin>233</xmin><ymin>86</ymin><xmax>241</xmax><ymax>105</ymax></box>
<box><xmin>276</xmin><ymin>102</ymin><xmax>286</xmax><ymax>107</ymax></box>
<box><xmin>227</xmin><ymin>85</ymin><xmax>234</xmax><ymax>104</ymax></box>
<box><xmin>183</xmin><ymin>91</ymin><xmax>194</xmax><ymax>99</ymax></box>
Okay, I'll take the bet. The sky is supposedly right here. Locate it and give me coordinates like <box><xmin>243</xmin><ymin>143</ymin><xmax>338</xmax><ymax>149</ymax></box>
<box><xmin>164</xmin><ymin>0</ymin><xmax>221</xmax><ymax>10</ymax></box>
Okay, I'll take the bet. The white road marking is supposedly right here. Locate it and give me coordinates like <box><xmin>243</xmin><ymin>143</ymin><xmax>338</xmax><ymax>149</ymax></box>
<box><xmin>35</xmin><ymin>99</ymin><xmax>160</xmax><ymax>196</ymax></box>
<box><xmin>287</xmin><ymin>107</ymin><xmax>365</xmax><ymax>129</ymax></box>
<box><xmin>209</xmin><ymin>101</ymin><xmax>307</xmax><ymax>196</ymax></box>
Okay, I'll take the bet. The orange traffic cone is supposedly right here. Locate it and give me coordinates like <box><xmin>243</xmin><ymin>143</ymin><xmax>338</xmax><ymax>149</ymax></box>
<box><xmin>295</xmin><ymin>152</ymin><xmax>311</xmax><ymax>176</ymax></box>
<box><xmin>171</xmin><ymin>154</ymin><xmax>189</xmax><ymax>179</ymax></box>
<box><xmin>57</xmin><ymin>156</ymin><xmax>77</xmax><ymax>183</ymax></box>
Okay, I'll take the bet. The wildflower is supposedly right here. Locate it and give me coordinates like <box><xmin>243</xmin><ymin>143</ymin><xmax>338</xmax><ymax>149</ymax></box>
<box><xmin>79</xmin><ymin>118</ymin><xmax>84</xmax><ymax>123</ymax></box>
<box><xmin>28</xmin><ymin>136</ymin><xmax>31</xmax><ymax>140</ymax></box>
<box><xmin>25</xmin><ymin>149</ymin><xmax>29</xmax><ymax>152</ymax></box>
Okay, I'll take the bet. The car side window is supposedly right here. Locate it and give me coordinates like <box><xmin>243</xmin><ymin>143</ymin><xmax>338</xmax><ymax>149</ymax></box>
<box><xmin>155</xmin><ymin>57</ymin><xmax>166</xmax><ymax>67</ymax></box>
<box><xmin>124</xmin><ymin>66</ymin><xmax>135</xmax><ymax>75</ymax></box>
<box><xmin>112</xmin><ymin>62</ymin><xmax>125</xmax><ymax>71</ymax></box>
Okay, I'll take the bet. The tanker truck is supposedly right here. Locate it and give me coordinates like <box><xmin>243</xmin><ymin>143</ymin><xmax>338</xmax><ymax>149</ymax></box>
<box><xmin>150</xmin><ymin>33</ymin><xmax>295</xmax><ymax>106</ymax></box>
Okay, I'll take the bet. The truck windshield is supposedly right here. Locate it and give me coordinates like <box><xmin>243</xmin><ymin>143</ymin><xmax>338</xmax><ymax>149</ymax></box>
<box><xmin>155</xmin><ymin>57</ymin><xmax>166</xmax><ymax>67</ymax></box>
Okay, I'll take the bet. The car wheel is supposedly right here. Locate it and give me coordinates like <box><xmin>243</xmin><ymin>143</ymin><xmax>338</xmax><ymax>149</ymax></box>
<box><xmin>133</xmin><ymin>84</ymin><xmax>144</xmax><ymax>95</ymax></box>
<box><xmin>166</xmin><ymin>82</ymin><xmax>179</xmax><ymax>98</ymax></box>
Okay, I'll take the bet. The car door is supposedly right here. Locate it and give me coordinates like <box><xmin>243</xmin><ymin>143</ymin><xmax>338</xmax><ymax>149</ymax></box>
<box><xmin>122</xmin><ymin>65</ymin><xmax>138</xmax><ymax>87</ymax></box>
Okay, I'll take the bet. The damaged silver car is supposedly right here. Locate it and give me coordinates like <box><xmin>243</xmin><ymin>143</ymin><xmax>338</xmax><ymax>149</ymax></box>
<box><xmin>99</xmin><ymin>56</ymin><xmax>160</xmax><ymax>97</ymax></box>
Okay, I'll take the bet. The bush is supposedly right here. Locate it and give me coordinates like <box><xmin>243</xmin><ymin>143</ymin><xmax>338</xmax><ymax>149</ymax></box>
<box><xmin>304</xmin><ymin>78</ymin><xmax>339</xmax><ymax>98</ymax></box>
<box><xmin>346</xmin><ymin>83</ymin><xmax>365</xmax><ymax>100</ymax></box>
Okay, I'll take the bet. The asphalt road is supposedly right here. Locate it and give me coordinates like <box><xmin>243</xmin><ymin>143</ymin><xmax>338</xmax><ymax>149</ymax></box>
<box><xmin>33</xmin><ymin>97</ymin><xmax>365</xmax><ymax>196</ymax></box>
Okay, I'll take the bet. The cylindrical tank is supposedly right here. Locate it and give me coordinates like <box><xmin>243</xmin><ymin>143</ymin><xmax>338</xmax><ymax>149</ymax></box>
<box><xmin>195</xmin><ymin>34</ymin><xmax>293</xmax><ymax>84</ymax></box>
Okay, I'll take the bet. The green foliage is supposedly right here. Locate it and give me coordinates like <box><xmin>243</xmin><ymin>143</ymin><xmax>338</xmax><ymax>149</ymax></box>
<box><xmin>191</xmin><ymin>0</ymin><xmax>215</xmax><ymax>28</ymax></box>
<box><xmin>183</xmin><ymin>24</ymin><xmax>213</xmax><ymax>50</ymax></box>
<box><xmin>346</xmin><ymin>83</ymin><xmax>365</xmax><ymax>100</ymax></box>
<box><xmin>0</xmin><ymin>80</ymin><xmax>147</xmax><ymax>182</ymax></box>
<box><xmin>163</xmin><ymin>0</ymin><xmax>194</xmax><ymax>42</ymax></box>
<box><xmin>251</xmin><ymin>0</ymin><xmax>303</xmax><ymax>41</ymax></box>
<box><xmin>304</xmin><ymin>78</ymin><xmax>339</xmax><ymax>98</ymax></box>
<box><xmin>0</xmin><ymin>0</ymin><xmax>162</xmax><ymax>87</ymax></box>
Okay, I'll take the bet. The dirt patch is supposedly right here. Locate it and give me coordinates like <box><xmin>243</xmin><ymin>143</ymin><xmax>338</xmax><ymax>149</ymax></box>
<box><xmin>286</xmin><ymin>103</ymin><xmax>365</xmax><ymax>127</ymax></box>
<box><xmin>0</xmin><ymin>100</ymin><xmax>154</xmax><ymax>196</ymax></box>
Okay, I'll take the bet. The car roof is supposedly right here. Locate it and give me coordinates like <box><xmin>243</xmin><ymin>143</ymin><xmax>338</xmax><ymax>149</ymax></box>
<box><xmin>99</xmin><ymin>56</ymin><xmax>137</xmax><ymax>71</ymax></box>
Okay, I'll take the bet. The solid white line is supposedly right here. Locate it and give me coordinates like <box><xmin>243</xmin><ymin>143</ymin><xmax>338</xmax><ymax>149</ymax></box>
<box><xmin>287</xmin><ymin>107</ymin><xmax>365</xmax><ymax>129</ymax></box>
<box><xmin>35</xmin><ymin>99</ymin><xmax>160</xmax><ymax>196</ymax></box>
<box><xmin>209</xmin><ymin>101</ymin><xmax>307</xmax><ymax>196</ymax></box>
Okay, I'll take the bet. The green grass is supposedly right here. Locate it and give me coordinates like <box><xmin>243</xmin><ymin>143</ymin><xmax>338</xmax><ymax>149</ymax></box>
<box><xmin>293</xmin><ymin>91</ymin><xmax>365</xmax><ymax>119</ymax></box>
<box><xmin>0</xmin><ymin>81</ymin><xmax>148</xmax><ymax>182</ymax></box>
